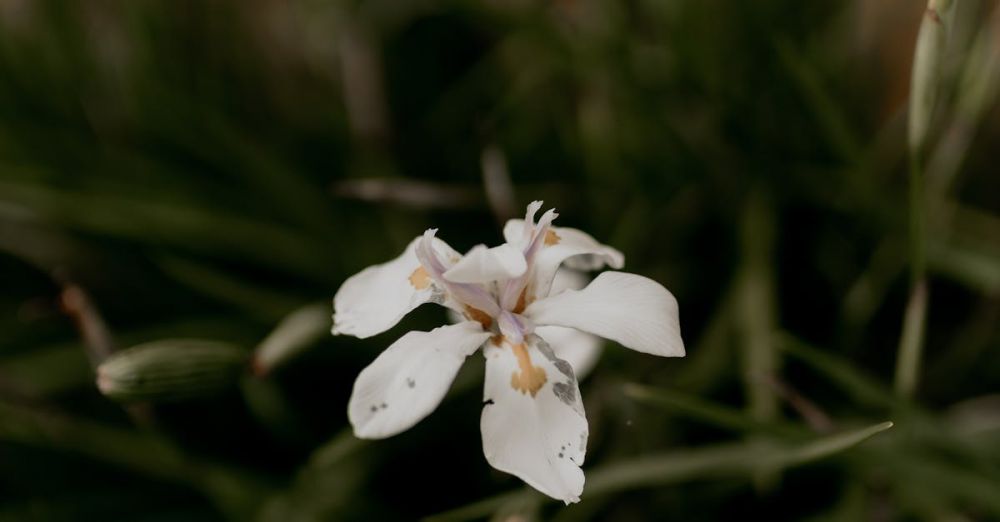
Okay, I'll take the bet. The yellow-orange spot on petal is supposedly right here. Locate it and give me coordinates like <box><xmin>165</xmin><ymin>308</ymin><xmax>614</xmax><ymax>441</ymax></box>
<box><xmin>509</xmin><ymin>342</ymin><xmax>547</xmax><ymax>397</ymax></box>
<box><xmin>465</xmin><ymin>306</ymin><xmax>493</xmax><ymax>330</ymax></box>
<box><xmin>511</xmin><ymin>287</ymin><xmax>533</xmax><ymax>314</ymax></box>
<box><xmin>544</xmin><ymin>229</ymin><xmax>561</xmax><ymax>246</ymax></box>
<box><xmin>408</xmin><ymin>266</ymin><xmax>431</xmax><ymax>290</ymax></box>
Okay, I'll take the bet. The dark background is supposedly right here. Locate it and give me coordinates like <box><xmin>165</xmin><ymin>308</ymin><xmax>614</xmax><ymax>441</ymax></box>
<box><xmin>1</xmin><ymin>0</ymin><xmax>999</xmax><ymax>520</ymax></box>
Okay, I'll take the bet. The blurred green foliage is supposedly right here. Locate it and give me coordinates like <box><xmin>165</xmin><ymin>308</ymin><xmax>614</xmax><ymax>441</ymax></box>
<box><xmin>1</xmin><ymin>0</ymin><xmax>999</xmax><ymax>520</ymax></box>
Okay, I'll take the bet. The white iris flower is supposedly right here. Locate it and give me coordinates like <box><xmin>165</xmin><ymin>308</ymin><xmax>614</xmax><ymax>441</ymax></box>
<box><xmin>332</xmin><ymin>201</ymin><xmax>685</xmax><ymax>503</ymax></box>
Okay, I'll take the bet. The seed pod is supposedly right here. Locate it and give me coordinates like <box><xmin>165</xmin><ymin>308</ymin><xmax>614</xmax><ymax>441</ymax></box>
<box><xmin>909</xmin><ymin>0</ymin><xmax>956</xmax><ymax>155</ymax></box>
<box><xmin>96</xmin><ymin>339</ymin><xmax>248</xmax><ymax>402</ymax></box>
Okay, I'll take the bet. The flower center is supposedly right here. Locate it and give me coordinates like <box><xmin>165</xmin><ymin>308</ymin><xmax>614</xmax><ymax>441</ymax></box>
<box><xmin>497</xmin><ymin>310</ymin><xmax>533</xmax><ymax>343</ymax></box>
<box><xmin>411</xmin><ymin>217</ymin><xmax>557</xmax><ymax>399</ymax></box>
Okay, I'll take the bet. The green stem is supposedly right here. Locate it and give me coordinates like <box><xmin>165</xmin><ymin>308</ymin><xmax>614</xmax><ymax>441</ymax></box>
<box><xmin>895</xmin><ymin>134</ymin><xmax>930</xmax><ymax>400</ymax></box>
<box><xmin>895</xmin><ymin>278</ymin><xmax>929</xmax><ymax>399</ymax></box>
<box><xmin>909</xmin><ymin>156</ymin><xmax>927</xmax><ymax>284</ymax></box>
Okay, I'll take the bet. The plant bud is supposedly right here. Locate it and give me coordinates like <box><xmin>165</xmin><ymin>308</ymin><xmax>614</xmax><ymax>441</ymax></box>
<box><xmin>96</xmin><ymin>339</ymin><xmax>248</xmax><ymax>402</ymax></box>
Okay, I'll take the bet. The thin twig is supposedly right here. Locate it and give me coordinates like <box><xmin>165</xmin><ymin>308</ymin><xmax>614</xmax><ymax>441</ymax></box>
<box><xmin>57</xmin><ymin>281</ymin><xmax>115</xmax><ymax>367</ymax></box>
<box><xmin>331</xmin><ymin>178</ymin><xmax>483</xmax><ymax>209</ymax></box>
<box><xmin>762</xmin><ymin>374</ymin><xmax>835</xmax><ymax>433</ymax></box>
<box><xmin>56</xmin><ymin>277</ymin><xmax>155</xmax><ymax>425</ymax></box>
<box><xmin>481</xmin><ymin>144</ymin><xmax>518</xmax><ymax>224</ymax></box>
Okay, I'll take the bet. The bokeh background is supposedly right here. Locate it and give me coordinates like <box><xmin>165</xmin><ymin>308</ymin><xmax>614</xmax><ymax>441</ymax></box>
<box><xmin>1</xmin><ymin>0</ymin><xmax>999</xmax><ymax>520</ymax></box>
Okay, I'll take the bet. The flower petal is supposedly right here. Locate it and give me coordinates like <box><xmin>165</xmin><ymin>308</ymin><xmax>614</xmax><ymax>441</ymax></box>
<box><xmin>535</xmin><ymin>268</ymin><xmax>601</xmax><ymax>378</ymax></box>
<box><xmin>333</xmin><ymin>236</ymin><xmax>460</xmax><ymax>339</ymax></box>
<box><xmin>480</xmin><ymin>335</ymin><xmax>588</xmax><ymax>504</ymax></box>
<box><xmin>443</xmin><ymin>243</ymin><xmax>527</xmax><ymax>283</ymax></box>
<box><xmin>348</xmin><ymin>321</ymin><xmax>491</xmax><ymax>439</ymax></box>
<box><xmin>503</xmin><ymin>219</ymin><xmax>624</xmax><ymax>298</ymax></box>
<box><xmin>534</xmin><ymin>326</ymin><xmax>602</xmax><ymax>380</ymax></box>
<box><xmin>525</xmin><ymin>271</ymin><xmax>684</xmax><ymax>357</ymax></box>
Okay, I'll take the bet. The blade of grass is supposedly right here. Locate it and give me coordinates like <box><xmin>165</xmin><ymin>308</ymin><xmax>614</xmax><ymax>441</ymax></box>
<box><xmin>0</xmin><ymin>344</ymin><xmax>91</xmax><ymax>396</ymax></box>
<box><xmin>0</xmin><ymin>179</ymin><xmax>331</xmax><ymax>280</ymax></box>
<box><xmin>769</xmin><ymin>421</ymin><xmax>893</xmax><ymax>468</ymax></box>
<box><xmin>671</xmin><ymin>287</ymin><xmax>735</xmax><ymax>394</ymax></box>
<box><xmin>880</xmin><ymin>447</ymin><xmax>1000</xmax><ymax>516</ymax></box>
<box><xmin>258</xmin><ymin>428</ymin><xmax>371</xmax><ymax>521</ymax></box>
<box><xmin>0</xmin><ymin>398</ymin><xmax>272</xmax><ymax>519</ymax></box>
<box><xmin>425</xmin><ymin>422</ymin><xmax>893</xmax><ymax>521</ymax></box>
<box><xmin>776</xmin><ymin>332</ymin><xmax>893</xmax><ymax>408</ymax></box>
<box><xmin>773</xmin><ymin>37</ymin><xmax>861</xmax><ymax>162</ymax></box>
<box><xmin>155</xmin><ymin>256</ymin><xmax>304</xmax><ymax>323</ymax></box>
<box><xmin>896</xmin><ymin>0</ymin><xmax>956</xmax><ymax>400</ymax></box>
<box><xmin>251</xmin><ymin>302</ymin><xmax>331</xmax><ymax>376</ymax></box>
<box><xmin>928</xmin><ymin>236</ymin><xmax>1000</xmax><ymax>296</ymax></box>
<box><xmin>623</xmin><ymin>383</ymin><xmax>801</xmax><ymax>438</ymax></box>
<box><xmin>738</xmin><ymin>189</ymin><xmax>780</xmax><ymax>488</ymax></box>
<box><xmin>894</xmin><ymin>280</ymin><xmax>929</xmax><ymax>398</ymax></box>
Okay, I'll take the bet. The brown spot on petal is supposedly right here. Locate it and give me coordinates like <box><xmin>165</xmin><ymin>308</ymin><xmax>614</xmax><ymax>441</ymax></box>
<box><xmin>544</xmin><ymin>229</ymin><xmax>561</xmax><ymax>246</ymax></box>
<box><xmin>408</xmin><ymin>266</ymin><xmax>431</xmax><ymax>290</ymax></box>
<box><xmin>512</xmin><ymin>287</ymin><xmax>529</xmax><ymax>314</ymax></box>
<box><xmin>465</xmin><ymin>306</ymin><xmax>493</xmax><ymax>330</ymax></box>
<box><xmin>509</xmin><ymin>342</ymin><xmax>547</xmax><ymax>397</ymax></box>
<box><xmin>490</xmin><ymin>334</ymin><xmax>504</xmax><ymax>347</ymax></box>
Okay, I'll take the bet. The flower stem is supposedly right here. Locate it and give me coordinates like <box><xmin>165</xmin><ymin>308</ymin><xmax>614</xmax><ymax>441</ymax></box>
<box><xmin>894</xmin><ymin>0</ymin><xmax>954</xmax><ymax>399</ymax></box>
<box><xmin>895</xmin><ymin>154</ymin><xmax>929</xmax><ymax>400</ymax></box>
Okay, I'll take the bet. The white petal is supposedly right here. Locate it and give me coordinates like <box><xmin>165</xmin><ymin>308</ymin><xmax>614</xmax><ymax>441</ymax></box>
<box><xmin>348</xmin><ymin>321</ymin><xmax>491</xmax><ymax>439</ymax></box>
<box><xmin>332</xmin><ymin>236</ymin><xmax>460</xmax><ymax>339</ymax></box>
<box><xmin>525</xmin><ymin>271</ymin><xmax>684</xmax><ymax>357</ymax></box>
<box><xmin>503</xmin><ymin>219</ymin><xmax>625</xmax><ymax>298</ymax></box>
<box><xmin>537</xmin><ymin>268</ymin><xmax>601</xmax><ymax>379</ymax></box>
<box><xmin>480</xmin><ymin>335</ymin><xmax>588</xmax><ymax>504</ymax></box>
<box><xmin>443</xmin><ymin>243</ymin><xmax>527</xmax><ymax>283</ymax></box>
<box><xmin>503</xmin><ymin>218</ymin><xmax>529</xmax><ymax>245</ymax></box>
<box><xmin>534</xmin><ymin>326</ymin><xmax>602</xmax><ymax>380</ymax></box>
<box><xmin>549</xmin><ymin>266</ymin><xmax>588</xmax><ymax>294</ymax></box>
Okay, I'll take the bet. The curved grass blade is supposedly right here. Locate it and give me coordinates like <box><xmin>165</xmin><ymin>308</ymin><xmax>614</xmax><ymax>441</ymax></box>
<box><xmin>424</xmin><ymin>421</ymin><xmax>893</xmax><ymax>521</ymax></box>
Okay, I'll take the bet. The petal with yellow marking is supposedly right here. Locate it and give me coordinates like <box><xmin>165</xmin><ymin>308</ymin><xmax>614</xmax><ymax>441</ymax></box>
<box><xmin>480</xmin><ymin>334</ymin><xmax>587</xmax><ymax>504</ymax></box>
<box><xmin>333</xmin><ymin>235</ymin><xmax>461</xmax><ymax>339</ymax></box>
